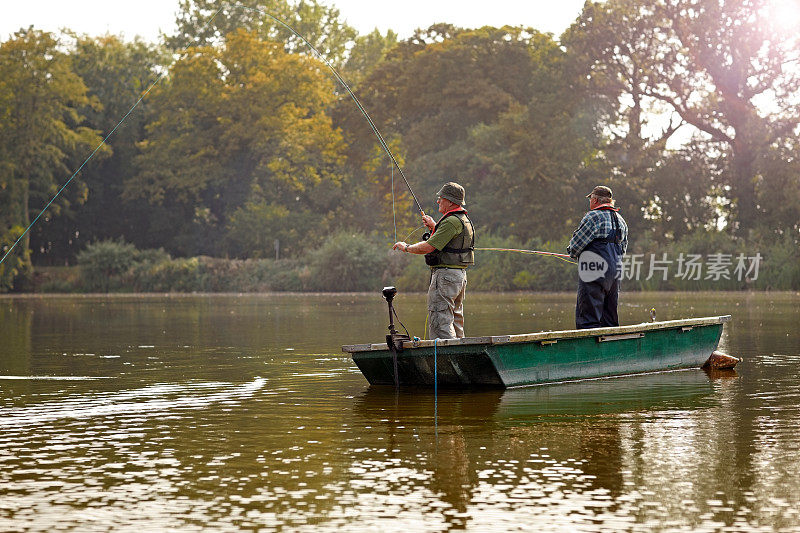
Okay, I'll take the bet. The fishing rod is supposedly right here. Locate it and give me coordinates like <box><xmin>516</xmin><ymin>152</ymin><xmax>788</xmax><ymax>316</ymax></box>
<box><xmin>476</xmin><ymin>247</ymin><xmax>577</xmax><ymax>264</ymax></box>
<box><xmin>0</xmin><ymin>3</ymin><xmax>425</xmax><ymax>269</ymax></box>
<box><xmin>477</xmin><ymin>247</ymin><xmax>571</xmax><ymax>258</ymax></box>
<box><xmin>402</xmin><ymin>227</ymin><xmax>576</xmax><ymax>264</ymax></box>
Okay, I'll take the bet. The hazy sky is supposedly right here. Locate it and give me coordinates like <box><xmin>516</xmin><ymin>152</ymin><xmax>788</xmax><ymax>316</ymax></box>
<box><xmin>1</xmin><ymin>0</ymin><xmax>587</xmax><ymax>42</ymax></box>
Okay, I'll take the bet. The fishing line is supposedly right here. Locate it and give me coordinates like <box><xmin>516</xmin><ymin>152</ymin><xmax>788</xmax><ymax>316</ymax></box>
<box><xmin>391</xmin><ymin>159</ymin><xmax>397</xmax><ymax>243</ymax></box>
<box><xmin>476</xmin><ymin>247</ymin><xmax>577</xmax><ymax>264</ymax></box>
<box><xmin>1</xmin><ymin>3</ymin><xmax>424</xmax><ymax>269</ymax></box>
<box><xmin>433</xmin><ymin>337</ymin><xmax>438</xmax><ymax>441</ymax></box>
<box><xmin>402</xmin><ymin>225</ymin><xmax>425</xmax><ymax>242</ymax></box>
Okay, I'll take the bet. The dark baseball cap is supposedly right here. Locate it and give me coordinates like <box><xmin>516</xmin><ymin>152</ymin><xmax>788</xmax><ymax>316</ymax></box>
<box><xmin>586</xmin><ymin>185</ymin><xmax>613</xmax><ymax>199</ymax></box>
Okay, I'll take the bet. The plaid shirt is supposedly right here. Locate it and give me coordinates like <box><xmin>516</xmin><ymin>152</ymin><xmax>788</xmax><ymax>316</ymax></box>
<box><xmin>567</xmin><ymin>208</ymin><xmax>628</xmax><ymax>259</ymax></box>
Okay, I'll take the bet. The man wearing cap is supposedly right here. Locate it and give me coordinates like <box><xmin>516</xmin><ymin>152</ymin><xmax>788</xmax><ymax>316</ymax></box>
<box><xmin>393</xmin><ymin>182</ymin><xmax>475</xmax><ymax>339</ymax></box>
<box><xmin>567</xmin><ymin>185</ymin><xmax>628</xmax><ymax>329</ymax></box>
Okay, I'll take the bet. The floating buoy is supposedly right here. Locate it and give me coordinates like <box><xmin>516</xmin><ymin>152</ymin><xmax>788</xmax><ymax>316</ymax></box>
<box><xmin>702</xmin><ymin>350</ymin><xmax>741</xmax><ymax>370</ymax></box>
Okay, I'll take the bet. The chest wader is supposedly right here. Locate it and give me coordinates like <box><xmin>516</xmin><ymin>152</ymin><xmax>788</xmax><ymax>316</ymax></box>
<box><xmin>576</xmin><ymin>210</ymin><xmax>623</xmax><ymax>329</ymax></box>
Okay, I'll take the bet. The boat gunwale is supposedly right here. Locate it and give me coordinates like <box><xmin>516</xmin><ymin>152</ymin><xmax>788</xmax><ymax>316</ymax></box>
<box><xmin>342</xmin><ymin>315</ymin><xmax>731</xmax><ymax>353</ymax></box>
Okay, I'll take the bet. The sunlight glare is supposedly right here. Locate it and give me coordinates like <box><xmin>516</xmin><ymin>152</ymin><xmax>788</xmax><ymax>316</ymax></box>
<box><xmin>768</xmin><ymin>0</ymin><xmax>800</xmax><ymax>33</ymax></box>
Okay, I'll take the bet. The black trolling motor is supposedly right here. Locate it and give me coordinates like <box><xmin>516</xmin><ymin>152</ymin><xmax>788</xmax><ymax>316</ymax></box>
<box><xmin>382</xmin><ymin>286</ymin><xmax>411</xmax><ymax>351</ymax></box>
<box><xmin>382</xmin><ymin>286</ymin><xmax>412</xmax><ymax>388</ymax></box>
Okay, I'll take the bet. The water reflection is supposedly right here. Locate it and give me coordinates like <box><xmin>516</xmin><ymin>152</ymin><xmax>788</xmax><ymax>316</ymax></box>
<box><xmin>351</xmin><ymin>369</ymin><xmax>727</xmax><ymax>530</ymax></box>
<box><xmin>0</xmin><ymin>292</ymin><xmax>798</xmax><ymax>531</ymax></box>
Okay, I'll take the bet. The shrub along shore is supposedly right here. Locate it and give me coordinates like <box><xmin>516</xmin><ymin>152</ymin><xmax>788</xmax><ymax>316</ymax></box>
<box><xmin>27</xmin><ymin>232</ymin><xmax>800</xmax><ymax>294</ymax></box>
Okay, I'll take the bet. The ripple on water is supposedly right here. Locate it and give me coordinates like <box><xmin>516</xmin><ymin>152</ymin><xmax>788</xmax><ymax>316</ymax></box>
<box><xmin>0</xmin><ymin>376</ymin><xmax>110</xmax><ymax>381</ymax></box>
<box><xmin>0</xmin><ymin>378</ymin><xmax>266</xmax><ymax>428</ymax></box>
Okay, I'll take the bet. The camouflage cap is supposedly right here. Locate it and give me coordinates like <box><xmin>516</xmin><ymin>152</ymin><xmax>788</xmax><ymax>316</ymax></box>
<box><xmin>586</xmin><ymin>185</ymin><xmax>613</xmax><ymax>199</ymax></box>
<box><xmin>437</xmin><ymin>181</ymin><xmax>466</xmax><ymax>207</ymax></box>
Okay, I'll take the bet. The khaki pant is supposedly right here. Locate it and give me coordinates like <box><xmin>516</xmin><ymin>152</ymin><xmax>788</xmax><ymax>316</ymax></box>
<box><xmin>427</xmin><ymin>268</ymin><xmax>467</xmax><ymax>339</ymax></box>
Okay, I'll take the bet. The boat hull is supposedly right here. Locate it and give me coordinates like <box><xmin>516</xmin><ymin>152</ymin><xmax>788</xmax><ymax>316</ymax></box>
<box><xmin>343</xmin><ymin>316</ymin><xmax>731</xmax><ymax>388</ymax></box>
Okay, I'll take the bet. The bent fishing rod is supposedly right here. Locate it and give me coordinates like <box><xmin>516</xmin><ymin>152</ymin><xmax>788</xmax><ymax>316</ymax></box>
<box><xmin>0</xmin><ymin>3</ymin><xmax>425</xmax><ymax>268</ymax></box>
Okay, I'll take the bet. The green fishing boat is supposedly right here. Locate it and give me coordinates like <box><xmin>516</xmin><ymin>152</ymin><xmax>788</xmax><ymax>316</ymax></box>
<box><xmin>342</xmin><ymin>288</ymin><xmax>738</xmax><ymax>388</ymax></box>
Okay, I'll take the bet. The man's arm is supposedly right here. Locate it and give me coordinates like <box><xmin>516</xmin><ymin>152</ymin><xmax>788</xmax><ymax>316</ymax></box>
<box><xmin>392</xmin><ymin>240</ymin><xmax>435</xmax><ymax>254</ymax></box>
<box><xmin>567</xmin><ymin>213</ymin><xmax>597</xmax><ymax>259</ymax></box>
<box><xmin>619</xmin><ymin>215</ymin><xmax>629</xmax><ymax>255</ymax></box>
<box><xmin>393</xmin><ymin>217</ymin><xmax>460</xmax><ymax>255</ymax></box>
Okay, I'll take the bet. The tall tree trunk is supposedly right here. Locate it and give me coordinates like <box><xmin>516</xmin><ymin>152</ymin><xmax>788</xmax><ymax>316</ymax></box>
<box><xmin>730</xmin><ymin>141</ymin><xmax>757</xmax><ymax>236</ymax></box>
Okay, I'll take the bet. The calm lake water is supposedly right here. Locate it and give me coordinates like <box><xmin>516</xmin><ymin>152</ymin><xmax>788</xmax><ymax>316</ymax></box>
<box><xmin>1</xmin><ymin>291</ymin><xmax>799</xmax><ymax>531</ymax></box>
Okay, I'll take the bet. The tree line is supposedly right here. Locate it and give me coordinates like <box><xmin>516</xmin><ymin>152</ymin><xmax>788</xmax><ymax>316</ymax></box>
<box><xmin>1</xmin><ymin>0</ymin><xmax>798</xmax><ymax>291</ymax></box>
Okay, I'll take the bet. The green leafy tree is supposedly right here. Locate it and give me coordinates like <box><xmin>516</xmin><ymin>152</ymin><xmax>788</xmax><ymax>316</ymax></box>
<box><xmin>467</xmin><ymin>98</ymin><xmax>598</xmax><ymax>240</ymax></box>
<box><xmin>170</xmin><ymin>0</ymin><xmax>356</xmax><ymax>66</ymax></box>
<box><xmin>330</xmin><ymin>136</ymin><xmax>417</xmax><ymax>242</ymax></box>
<box><xmin>642</xmin><ymin>141</ymin><xmax>727</xmax><ymax>241</ymax></box>
<box><xmin>341</xmin><ymin>28</ymin><xmax>399</xmax><ymax>86</ymax></box>
<box><xmin>0</xmin><ymin>227</ymin><xmax>26</xmax><ymax>291</ymax></box>
<box><xmin>754</xmin><ymin>140</ymin><xmax>800</xmax><ymax>241</ymax></box>
<box><xmin>464</xmin><ymin>29</ymin><xmax>603</xmax><ymax>240</ymax></box>
<box><xmin>129</xmin><ymin>30</ymin><xmax>348</xmax><ymax>257</ymax></box>
<box><xmin>29</xmin><ymin>34</ymin><xmax>167</xmax><ymax>265</ymax></box>
<box><xmin>226</xmin><ymin>201</ymin><xmax>296</xmax><ymax>259</ymax></box>
<box><xmin>335</xmin><ymin>25</ymin><xmax>599</xmax><ymax>242</ymax></box>
<box><xmin>0</xmin><ymin>28</ymin><xmax>104</xmax><ymax>290</ymax></box>
<box><xmin>76</xmin><ymin>239</ymin><xmax>139</xmax><ymax>292</ymax></box>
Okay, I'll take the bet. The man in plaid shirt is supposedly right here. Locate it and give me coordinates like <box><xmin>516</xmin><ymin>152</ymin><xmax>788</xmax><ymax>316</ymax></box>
<box><xmin>567</xmin><ymin>186</ymin><xmax>628</xmax><ymax>329</ymax></box>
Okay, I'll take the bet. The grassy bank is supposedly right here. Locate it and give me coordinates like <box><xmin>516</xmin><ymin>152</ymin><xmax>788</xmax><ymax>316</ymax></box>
<box><xmin>27</xmin><ymin>232</ymin><xmax>800</xmax><ymax>293</ymax></box>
